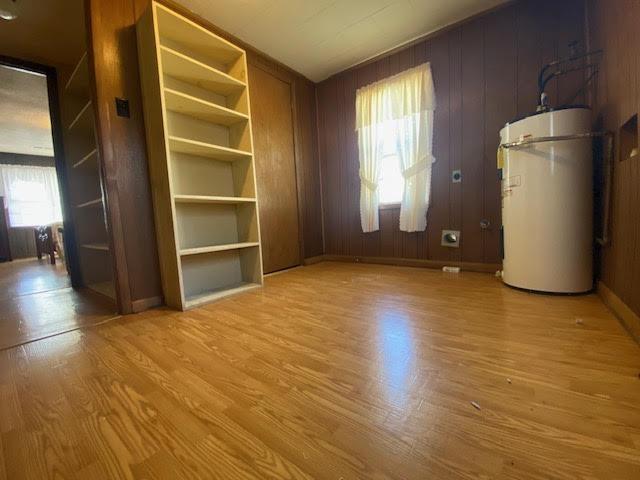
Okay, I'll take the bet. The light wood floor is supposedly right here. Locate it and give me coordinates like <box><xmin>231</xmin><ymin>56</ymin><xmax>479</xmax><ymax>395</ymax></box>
<box><xmin>1</xmin><ymin>262</ymin><xmax>639</xmax><ymax>479</ymax></box>
<box><xmin>0</xmin><ymin>259</ymin><xmax>118</xmax><ymax>350</ymax></box>
<box><xmin>0</xmin><ymin>258</ymin><xmax>70</xmax><ymax>301</ymax></box>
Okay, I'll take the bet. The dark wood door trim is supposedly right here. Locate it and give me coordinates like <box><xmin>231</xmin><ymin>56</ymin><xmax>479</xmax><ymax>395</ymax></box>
<box><xmin>85</xmin><ymin>0</ymin><xmax>131</xmax><ymax>313</ymax></box>
<box><xmin>248</xmin><ymin>59</ymin><xmax>305</xmax><ymax>268</ymax></box>
<box><xmin>0</xmin><ymin>55</ymin><xmax>82</xmax><ymax>287</ymax></box>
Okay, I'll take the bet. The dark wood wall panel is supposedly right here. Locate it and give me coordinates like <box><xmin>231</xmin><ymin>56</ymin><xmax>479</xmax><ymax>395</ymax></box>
<box><xmin>316</xmin><ymin>0</ymin><xmax>586</xmax><ymax>267</ymax></box>
<box><xmin>483</xmin><ymin>7</ymin><xmax>516</xmax><ymax>264</ymax></box>
<box><xmin>294</xmin><ymin>79</ymin><xmax>323</xmax><ymax>259</ymax></box>
<box><xmin>87</xmin><ymin>0</ymin><xmax>162</xmax><ymax>312</ymax></box>
<box><xmin>587</xmin><ymin>0</ymin><xmax>640</xmax><ymax>316</ymax></box>
<box><xmin>460</xmin><ymin>19</ymin><xmax>484</xmax><ymax>264</ymax></box>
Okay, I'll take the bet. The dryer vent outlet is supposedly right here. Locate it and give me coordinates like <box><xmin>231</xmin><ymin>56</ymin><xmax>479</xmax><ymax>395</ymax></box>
<box><xmin>441</xmin><ymin>230</ymin><xmax>460</xmax><ymax>248</ymax></box>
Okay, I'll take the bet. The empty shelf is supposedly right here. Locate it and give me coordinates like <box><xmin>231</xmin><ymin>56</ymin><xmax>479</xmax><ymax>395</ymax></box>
<box><xmin>168</xmin><ymin>136</ymin><xmax>252</xmax><ymax>161</ymax></box>
<box><xmin>76</xmin><ymin>198</ymin><xmax>102</xmax><ymax>209</ymax></box>
<box><xmin>65</xmin><ymin>53</ymin><xmax>89</xmax><ymax>97</ymax></box>
<box><xmin>180</xmin><ymin>242</ymin><xmax>259</xmax><ymax>256</ymax></box>
<box><xmin>73</xmin><ymin>148</ymin><xmax>98</xmax><ymax>168</ymax></box>
<box><xmin>81</xmin><ymin>243</ymin><xmax>109</xmax><ymax>251</ymax></box>
<box><xmin>88</xmin><ymin>281</ymin><xmax>116</xmax><ymax>299</ymax></box>
<box><xmin>156</xmin><ymin>4</ymin><xmax>242</xmax><ymax>66</ymax></box>
<box><xmin>164</xmin><ymin>88</ymin><xmax>248</xmax><ymax>125</ymax></box>
<box><xmin>160</xmin><ymin>45</ymin><xmax>245</xmax><ymax>95</ymax></box>
<box><xmin>173</xmin><ymin>195</ymin><xmax>256</xmax><ymax>205</ymax></box>
<box><xmin>184</xmin><ymin>282</ymin><xmax>260</xmax><ymax>309</ymax></box>
<box><xmin>68</xmin><ymin>101</ymin><xmax>93</xmax><ymax>131</ymax></box>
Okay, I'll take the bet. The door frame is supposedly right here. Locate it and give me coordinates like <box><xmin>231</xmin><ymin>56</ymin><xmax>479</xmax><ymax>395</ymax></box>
<box><xmin>0</xmin><ymin>55</ymin><xmax>82</xmax><ymax>287</ymax></box>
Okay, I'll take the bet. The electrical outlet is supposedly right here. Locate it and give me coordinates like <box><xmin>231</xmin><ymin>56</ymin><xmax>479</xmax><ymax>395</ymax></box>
<box><xmin>441</xmin><ymin>230</ymin><xmax>460</xmax><ymax>247</ymax></box>
<box><xmin>452</xmin><ymin>169</ymin><xmax>462</xmax><ymax>183</ymax></box>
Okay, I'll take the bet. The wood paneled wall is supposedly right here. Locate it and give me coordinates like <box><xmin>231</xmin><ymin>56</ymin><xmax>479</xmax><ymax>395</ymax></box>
<box><xmin>587</xmin><ymin>0</ymin><xmax>640</xmax><ymax>317</ymax></box>
<box><xmin>294</xmin><ymin>77</ymin><xmax>324</xmax><ymax>259</ymax></box>
<box><xmin>316</xmin><ymin>0</ymin><xmax>586</xmax><ymax>267</ymax></box>
<box><xmin>87</xmin><ymin>0</ymin><xmax>163</xmax><ymax>313</ymax></box>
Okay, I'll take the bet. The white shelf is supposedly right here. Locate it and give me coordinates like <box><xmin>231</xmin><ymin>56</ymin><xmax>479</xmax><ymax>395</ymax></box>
<box><xmin>168</xmin><ymin>136</ymin><xmax>251</xmax><ymax>161</ymax></box>
<box><xmin>82</xmin><ymin>243</ymin><xmax>109</xmax><ymax>251</ymax></box>
<box><xmin>68</xmin><ymin>101</ymin><xmax>93</xmax><ymax>131</ymax></box>
<box><xmin>76</xmin><ymin>198</ymin><xmax>102</xmax><ymax>209</ymax></box>
<box><xmin>155</xmin><ymin>3</ymin><xmax>243</xmax><ymax>67</ymax></box>
<box><xmin>160</xmin><ymin>45</ymin><xmax>245</xmax><ymax>95</ymax></box>
<box><xmin>180</xmin><ymin>242</ymin><xmax>259</xmax><ymax>256</ymax></box>
<box><xmin>184</xmin><ymin>282</ymin><xmax>260</xmax><ymax>309</ymax></box>
<box><xmin>173</xmin><ymin>195</ymin><xmax>255</xmax><ymax>205</ymax></box>
<box><xmin>73</xmin><ymin>148</ymin><xmax>98</xmax><ymax>168</ymax></box>
<box><xmin>137</xmin><ymin>1</ymin><xmax>262</xmax><ymax>311</ymax></box>
<box><xmin>164</xmin><ymin>87</ymin><xmax>248</xmax><ymax>125</ymax></box>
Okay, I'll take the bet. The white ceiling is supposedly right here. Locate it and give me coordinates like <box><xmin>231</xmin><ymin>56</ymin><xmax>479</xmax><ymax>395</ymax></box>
<box><xmin>0</xmin><ymin>65</ymin><xmax>54</xmax><ymax>157</ymax></box>
<box><xmin>178</xmin><ymin>0</ymin><xmax>508</xmax><ymax>81</ymax></box>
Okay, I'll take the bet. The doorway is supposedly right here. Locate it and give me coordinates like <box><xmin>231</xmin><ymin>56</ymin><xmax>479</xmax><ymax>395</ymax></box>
<box><xmin>0</xmin><ymin>57</ymin><xmax>116</xmax><ymax>350</ymax></box>
<box><xmin>249</xmin><ymin>64</ymin><xmax>302</xmax><ymax>273</ymax></box>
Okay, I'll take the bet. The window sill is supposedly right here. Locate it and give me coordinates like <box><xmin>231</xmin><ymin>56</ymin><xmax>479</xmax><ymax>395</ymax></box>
<box><xmin>379</xmin><ymin>202</ymin><xmax>401</xmax><ymax>210</ymax></box>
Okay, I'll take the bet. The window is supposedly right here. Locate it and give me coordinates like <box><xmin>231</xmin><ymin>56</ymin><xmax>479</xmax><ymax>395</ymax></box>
<box><xmin>379</xmin><ymin>122</ymin><xmax>403</xmax><ymax>205</ymax></box>
<box><xmin>355</xmin><ymin>63</ymin><xmax>435</xmax><ymax>232</ymax></box>
<box><xmin>0</xmin><ymin>164</ymin><xmax>63</xmax><ymax>227</ymax></box>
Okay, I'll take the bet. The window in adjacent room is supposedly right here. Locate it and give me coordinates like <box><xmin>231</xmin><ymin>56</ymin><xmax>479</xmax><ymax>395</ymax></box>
<box><xmin>0</xmin><ymin>164</ymin><xmax>63</xmax><ymax>227</ymax></box>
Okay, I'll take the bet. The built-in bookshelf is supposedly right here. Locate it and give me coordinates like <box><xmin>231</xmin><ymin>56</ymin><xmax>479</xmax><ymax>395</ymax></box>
<box><xmin>62</xmin><ymin>52</ymin><xmax>116</xmax><ymax>302</ymax></box>
<box><xmin>136</xmin><ymin>1</ymin><xmax>263</xmax><ymax>310</ymax></box>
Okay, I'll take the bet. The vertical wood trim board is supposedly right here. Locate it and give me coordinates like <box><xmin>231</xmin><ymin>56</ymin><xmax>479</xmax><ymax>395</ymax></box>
<box><xmin>587</xmin><ymin>0</ymin><xmax>640</xmax><ymax>319</ymax></box>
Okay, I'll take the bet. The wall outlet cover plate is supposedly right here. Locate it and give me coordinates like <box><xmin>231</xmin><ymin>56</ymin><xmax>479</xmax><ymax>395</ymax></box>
<box><xmin>441</xmin><ymin>229</ymin><xmax>461</xmax><ymax>247</ymax></box>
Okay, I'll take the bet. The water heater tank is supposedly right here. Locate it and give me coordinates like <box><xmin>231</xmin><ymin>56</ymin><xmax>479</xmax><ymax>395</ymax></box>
<box><xmin>500</xmin><ymin>107</ymin><xmax>593</xmax><ymax>293</ymax></box>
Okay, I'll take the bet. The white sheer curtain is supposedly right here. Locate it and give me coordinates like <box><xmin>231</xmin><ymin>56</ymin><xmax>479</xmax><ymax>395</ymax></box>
<box><xmin>355</xmin><ymin>90</ymin><xmax>387</xmax><ymax>232</ymax></box>
<box><xmin>355</xmin><ymin>63</ymin><xmax>436</xmax><ymax>232</ymax></box>
<box><xmin>0</xmin><ymin>164</ymin><xmax>63</xmax><ymax>227</ymax></box>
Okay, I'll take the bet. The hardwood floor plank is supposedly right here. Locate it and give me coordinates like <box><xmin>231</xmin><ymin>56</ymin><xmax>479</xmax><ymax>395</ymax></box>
<box><xmin>0</xmin><ymin>262</ymin><xmax>639</xmax><ymax>478</ymax></box>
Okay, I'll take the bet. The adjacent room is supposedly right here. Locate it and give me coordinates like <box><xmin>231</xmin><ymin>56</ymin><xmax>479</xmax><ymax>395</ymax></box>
<box><xmin>0</xmin><ymin>0</ymin><xmax>638</xmax><ymax>478</ymax></box>
<box><xmin>0</xmin><ymin>53</ymin><xmax>116</xmax><ymax>348</ymax></box>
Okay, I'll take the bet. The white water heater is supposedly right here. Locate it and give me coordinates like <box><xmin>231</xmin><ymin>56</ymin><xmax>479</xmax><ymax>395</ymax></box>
<box><xmin>499</xmin><ymin>107</ymin><xmax>593</xmax><ymax>293</ymax></box>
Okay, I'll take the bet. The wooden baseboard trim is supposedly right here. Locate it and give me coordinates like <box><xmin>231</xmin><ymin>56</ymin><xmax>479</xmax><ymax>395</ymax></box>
<box><xmin>307</xmin><ymin>254</ymin><xmax>500</xmax><ymax>274</ymax></box>
<box><xmin>131</xmin><ymin>295</ymin><xmax>163</xmax><ymax>313</ymax></box>
<box><xmin>302</xmin><ymin>255</ymin><xmax>325</xmax><ymax>266</ymax></box>
<box><xmin>264</xmin><ymin>265</ymin><xmax>304</xmax><ymax>277</ymax></box>
<box><xmin>597</xmin><ymin>281</ymin><xmax>640</xmax><ymax>343</ymax></box>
